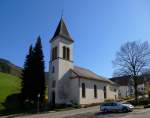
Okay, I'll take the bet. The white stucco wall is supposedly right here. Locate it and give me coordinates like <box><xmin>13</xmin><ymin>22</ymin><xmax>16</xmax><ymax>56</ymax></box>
<box><xmin>118</xmin><ymin>84</ymin><xmax>145</xmax><ymax>98</ymax></box>
<box><xmin>107</xmin><ymin>85</ymin><xmax>118</xmax><ymax>100</ymax></box>
<box><xmin>58</xmin><ymin>59</ymin><xmax>73</xmax><ymax>80</ymax></box>
<box><xmin>48</xmin><ymin>37</ymin><xmax>74</xmax><ymax>104</ymax></box>
<box><xmin>118</xmin><ymin>86</ymin><xmax>129</xmax><ymax>98</ymax></box>
<box><xmin>79</xmin><ymin>78</ymin><xmax>118</xmax><ymax>105</ymax></box>
<box><xmin>137</xmin><ymin>84</ymin><xmax>144</xmax><ymax>93</ymax></box>
<box><xmin>69</xmin><ymin>78</ymin><xmax>80</xmax><ymax>104</ymax></box>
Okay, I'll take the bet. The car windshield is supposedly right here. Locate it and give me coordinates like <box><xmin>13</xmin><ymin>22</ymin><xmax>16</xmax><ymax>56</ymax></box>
<box><xmin>111</xmin><ymin>102</ymin><xmax>117</xmax><ymax>106</ymax></box>
<box><xmin>123</xmin><ymin>102</ymin><xmax>130</xmax><ymax>104</ymax></box>
<box><xmin>101</xmin><ymin>102</ymin><xmax>118</xmax><ymax>106</ymax></box>
<box><xmin>117</xmin><ymin>102</ymin><xmax>123</xmax><ymax>105</ymax></box>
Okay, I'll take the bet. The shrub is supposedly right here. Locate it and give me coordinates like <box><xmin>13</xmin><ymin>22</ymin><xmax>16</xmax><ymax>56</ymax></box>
<box><xmin>72</xmin><ymin>103</ymin><xmax>81</xmax><ymax>108</ymax></box>
<box><xmin>124</xmin><ymin>96</ymin><xmax>134</xmax><ymax>100</ymax></box>
<box><xmin>128</xmin><ymin>98</ymin><xmax>150</xmax><ymax>106</ymax></box>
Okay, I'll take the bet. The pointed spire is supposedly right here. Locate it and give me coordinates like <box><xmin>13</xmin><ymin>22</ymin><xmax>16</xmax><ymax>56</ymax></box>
<box><xmin>50</xmin><ymin>17</ymin><xmax>74</xmax><ymax>43</ymax></box>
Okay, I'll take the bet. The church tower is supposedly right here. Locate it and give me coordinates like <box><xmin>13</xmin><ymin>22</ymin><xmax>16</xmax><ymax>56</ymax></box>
<box><xmin>48</xmin><ymin>17</ymin><xmax>74</xmax><ymax>104</ymax></box>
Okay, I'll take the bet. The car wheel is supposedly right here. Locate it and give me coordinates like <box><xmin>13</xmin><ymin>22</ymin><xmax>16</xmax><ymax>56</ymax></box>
<box><xmin>104</xmin><ymin>109</ymin><xmax>108</xmax><ymax>113</ymax></box>
<box><xmin>122</xmin><ymin>107</ymin><xmax>128</xmax><ymax>113</ymax></box>
<box><xmin>129</xmin><ymin>108</ymin><xmax>133</xmax><ymax>112</ymax></box>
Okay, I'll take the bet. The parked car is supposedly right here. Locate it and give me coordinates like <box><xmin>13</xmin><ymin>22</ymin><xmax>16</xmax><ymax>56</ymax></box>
<box><xmin>100</xmin><ymin>102</ymin><xmax>134</xmax><ymax>113</ymax></box>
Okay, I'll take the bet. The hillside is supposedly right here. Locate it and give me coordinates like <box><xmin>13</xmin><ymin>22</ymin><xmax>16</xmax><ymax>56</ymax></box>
<box><xmin>0</xmin><ymin>72</ymin><xmax>21</xmax><ymax>110</ymax></box>
<box><xmin>0</xmin><ymin>58</ymin><xmax>48</xmax><ymax>84</ymax></box>
<box><xmin>0</xmin><ymin>58</ymin><xmax>22</xmax><ymax>77</ymax></box>
<box><xmin>0</xmin><ymin>59</ymin><xmax>48</xmax><ymax>114</ymax></box>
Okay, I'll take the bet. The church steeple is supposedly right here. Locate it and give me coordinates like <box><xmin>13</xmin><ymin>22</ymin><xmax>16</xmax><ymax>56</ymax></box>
<box><xmin>48</xmin><ymin>16</ymin><xmax>74</xmax><ymax>104</ymax></box>
<box><xmin>50</xmin><ymin>17</ymin><xmax>74</xmax><ymax>43</ymax></box>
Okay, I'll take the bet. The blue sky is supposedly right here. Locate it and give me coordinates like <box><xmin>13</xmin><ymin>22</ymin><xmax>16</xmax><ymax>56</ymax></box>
<box><xmin>1</xmin><ymin>0</ymin><xmax>150</xmax><ymax>78</ymax></box>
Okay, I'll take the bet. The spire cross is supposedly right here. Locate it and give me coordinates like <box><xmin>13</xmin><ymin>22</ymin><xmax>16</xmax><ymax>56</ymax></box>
<box><xmin>61</xmin><ymin>9</ymin><xmax>64</xmax><ymax>17</ymax></box>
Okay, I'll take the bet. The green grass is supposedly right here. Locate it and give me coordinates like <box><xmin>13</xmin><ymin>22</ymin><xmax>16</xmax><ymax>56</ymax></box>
<box><xmin>0</xmin><ymin>72</ymin><xmax>21</xmax><ymax>110</ymax></box>
<box><xmin>0</xmin><ymin>72</ymin><xmax>49</xmax><ymax>116</ymax></box>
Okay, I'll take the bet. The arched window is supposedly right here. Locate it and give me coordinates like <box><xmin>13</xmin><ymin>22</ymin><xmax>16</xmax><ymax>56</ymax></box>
<box><xmin>63</xmin><ymin>46</ymin><xmax>66</xmax><ymax>59</ymax></box>
<box><xmin>52</xmin><ymin>46</ymin><xmax>57</xmax><ymax>60</ymax></box>
<box><xmin>67</xmin><ymin>48</ymin><xmax>70</xmax><ymax>60</ymax></box>
<box><xmin>104</xmin><ymin>86</ymin><xmax>107</xmax><ymax>99</ymax></box>
<box><xmin>82</xmin><ymin>83</ymin><xmax>86</xmax><ymax>98</ymax></box>
<box><xmin>94</xmin><ymin>85</ymin><xmax>97</xmax><ymax>98</ymax></box>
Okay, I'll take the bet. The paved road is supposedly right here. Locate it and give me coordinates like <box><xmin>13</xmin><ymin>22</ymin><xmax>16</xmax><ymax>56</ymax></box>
<box><xmin>16</xmin><ymin>106</ymin><xmax>99</xmax><ymax>118</ymax></box>
<box><xmin>64</xmin><ymin>108</ymin><xmax>150</xmax><ymax>118</ymax></box>
<box><xmin>121</xmin><ymin>108</ymin><xmax>150</xmax><ymax>118</ymax></box>
<box><xmin>15</xmin><ymin>106</ymin><xmax>150</xmax><ymax>118</ymax></box>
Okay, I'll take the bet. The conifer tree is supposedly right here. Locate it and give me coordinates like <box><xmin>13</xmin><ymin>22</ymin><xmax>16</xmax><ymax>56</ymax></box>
<box><xmin>32</xmin><ymin>36</ymin><xmax>45</xmax><ymax>102</ymax></box>
<box><xmin>21</xmin><ymin>45</ymin><xmax>34</xmax><ymax>103</ymax></box>
<box><xmin>21</xmin><ymin>36</ymin><xmax>45</xmax><ymax>104</ymax></box>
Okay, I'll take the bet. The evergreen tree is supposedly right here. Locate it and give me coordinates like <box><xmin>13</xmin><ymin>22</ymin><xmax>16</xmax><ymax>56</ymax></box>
<box><xmin>32</xmin><ymin>36</ymin><xmax>45</xmax><ymax>102</ymax></box>
<box><xmin>21</xmin><ymin>36</ymin><xmax>45</xmax><ymax>104</ymax></box>
<box><xmin>21</xmin><ymin>45</ymin><xmax>34</xmax><ymax>103</ymax></box>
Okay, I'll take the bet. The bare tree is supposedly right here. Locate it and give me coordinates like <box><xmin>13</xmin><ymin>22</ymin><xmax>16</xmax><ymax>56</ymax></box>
<box><xmin>113</xmin><ymin>41</ymin><xmax>150</xmax><ymax>103</ymax></box>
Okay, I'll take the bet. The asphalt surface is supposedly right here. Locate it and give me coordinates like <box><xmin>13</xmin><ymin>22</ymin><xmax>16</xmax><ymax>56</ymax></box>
<box><xmin>15</xmin><ymin>106</ymin><xmax>150</xmax><ymax>118</ymax></box>
<box><xmin>63</xmin><ymin>108</ymin><xmax>150</xmax><ymax>118</ymax></box>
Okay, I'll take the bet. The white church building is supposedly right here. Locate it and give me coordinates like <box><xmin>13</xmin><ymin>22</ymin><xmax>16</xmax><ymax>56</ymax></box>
<box><xmin>48</xmin><ymin>17</ymin><xmax>118</xmax><ymax>105</ymax></box>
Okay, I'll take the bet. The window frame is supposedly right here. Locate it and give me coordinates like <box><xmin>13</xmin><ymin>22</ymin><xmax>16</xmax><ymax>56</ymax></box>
<box><xmin>104</xmin><ymin>86</ymin><xmax>107</xmax><ymax>99</ymax></box>
<box><xmin>63</xmin><ymin>46</ymin><xmax>66</xmax><ymax>59</ymax></box>
<box><xmin>94</xmin><ymin>84</ymin><xmax>97</xmax><ymax>98</ymax></box>
<box><xmin>82</xmin><ymin>83</ymin><xmax>86</xmax><ymax>98</ymax></box>
<box><xmin>67</xmin><ymin>48</ymin><xmax>70</xmax><ymax>60</ymax></box>
<box><xmin>52</xmin><ymin>46</ymin><xmax>57</xmax><ymax>60</ymax></box>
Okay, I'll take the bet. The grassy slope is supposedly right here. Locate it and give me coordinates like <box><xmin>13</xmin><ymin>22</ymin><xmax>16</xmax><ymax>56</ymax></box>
<box><xmin>0</xmin><ymin>72</ymin><xmax>21</xmax><ymax>110</ymax></box>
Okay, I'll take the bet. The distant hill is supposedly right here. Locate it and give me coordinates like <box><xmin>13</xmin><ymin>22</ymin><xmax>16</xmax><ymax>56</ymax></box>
<box><xmin>0</xmin><ymin>58</ymin><xmax>48</xmax><ymax>84</ymax></box>
<box><xmin>0</xmin><ymin>58</ymin><xmax>22</xmax><ymax>77</ymax></box>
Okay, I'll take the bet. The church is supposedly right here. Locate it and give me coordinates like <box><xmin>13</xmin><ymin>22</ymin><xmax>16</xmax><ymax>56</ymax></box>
<box><xmin>48</xmin><ymin>17</ymin><xmax>118</xmax><ymax>105</ymax></box>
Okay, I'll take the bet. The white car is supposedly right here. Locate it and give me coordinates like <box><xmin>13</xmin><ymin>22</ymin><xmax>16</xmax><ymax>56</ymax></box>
<box><xmin>100</xmin><ymin>102</ymin><xmax>134</xmax><ymax>113</ymax></box>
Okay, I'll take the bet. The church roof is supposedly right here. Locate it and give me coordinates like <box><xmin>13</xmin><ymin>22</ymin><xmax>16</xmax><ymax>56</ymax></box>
<box><xmin>71</xmin><ymin>66</ymin><xmax>115</xmax><ymax>84</ymax></box>
<box><xmin>50</xmin><ymin>17</ymin><xmax>74</xmax><ymax>43</ymax></box>
<box><xmin>110</xmin><ymin>75</ymin><xmax>144</xmax><ymax>86</ymax></box>
<box><xmin>110</xmin><ymin>76</ymin><xmax>131</xmax><ymax>86</ymax></box>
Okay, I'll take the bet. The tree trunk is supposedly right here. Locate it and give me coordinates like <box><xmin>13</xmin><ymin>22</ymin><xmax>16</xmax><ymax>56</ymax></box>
<box><xmin>134</xmin><ymin>76</ymin><xmax>138</xmax><ymax>104</ymax></box>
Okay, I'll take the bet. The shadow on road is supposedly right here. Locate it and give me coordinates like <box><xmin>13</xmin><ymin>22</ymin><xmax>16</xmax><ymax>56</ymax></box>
<box><xmin>94</xmin><ymin>111</ymin><xmax>129</xmax><ymax>116</ymax></box>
